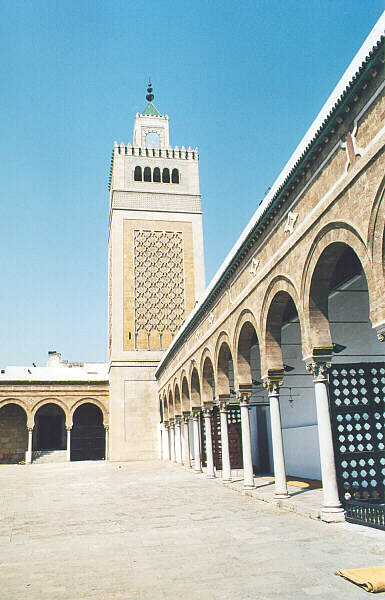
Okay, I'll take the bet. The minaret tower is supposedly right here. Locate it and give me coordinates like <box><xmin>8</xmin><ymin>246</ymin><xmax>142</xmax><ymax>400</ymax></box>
<box><xmin>108</xmin><ymin>82</ymin><xmax>205</xmax><ymax>460</ymax></box>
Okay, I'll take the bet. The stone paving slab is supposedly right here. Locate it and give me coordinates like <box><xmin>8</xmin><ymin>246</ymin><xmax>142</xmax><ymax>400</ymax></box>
<box><xmin>0</xmin><ymin>460</ymin><xmax>384</xmax><ymax>599</ymax></box>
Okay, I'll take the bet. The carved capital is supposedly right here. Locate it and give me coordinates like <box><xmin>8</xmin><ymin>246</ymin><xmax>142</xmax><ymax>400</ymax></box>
<box><xmin>182</xmin><ymin>411</ymin><xmax>191</xmax><ymax>424</ymax></box>
<box><xmin>217</xmin><ymin>395</ymin><xmax>230</xmax><ymax>412</ymax></box>
<box><xmin>192</xmin><ymin>407</ymin><xmax>201</xmax><ymax>420</ymax></box>
<box><xmin>104</xmin><ymin>425</ymin><xmax>109</xmax><ymax>432</ymax></box>
<box><xmin>237</xmin><ymin>391</ymin><xmax>252</xmax><ymax>406</ymax></box>
<box><xmin>263</xmin><ymin>378</ymin><xmax>283</xmax><ymax>396</ymax></box>
<box><xmin>66</xmin><ymin>426</ymin><xmax>72</xmax><ymax>432</ymax></box>
<box><xmin>163</xmin><ymin>420</ymin><xmax>169</xmax><ymax>429</ymax></box>
<box><xmin>169</xmin><ymin>418</ymin><xmax>175</xmax><ymax>427</ymax></box>
<box><xmin>202</xmin><ymin>402</ymin><xmax>214</xmax><ymax>417</ymax></box>
<box><xmin>306</xmin><ymin>360</ymin><xmax>331</xmax><ymax>383</ymax></box>
<box><xmin>377</xmin><ymin>326</ymin><xmax>385</xmax><ymax>342</ymax></box>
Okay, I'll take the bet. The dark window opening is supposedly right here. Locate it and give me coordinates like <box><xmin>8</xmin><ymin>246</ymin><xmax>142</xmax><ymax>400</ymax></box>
<box><xmin>153</xmin><ymin>167</ymin><xmax>161</xmax><ymax>182</ymax></box>
<box><xmin>162</xmin><ymin>168</ymin><xmax>170</xmax><ymax>183</ymax></box>
<box><xmin>144</xmin><ymin>166</ymin><xmax>152</xmax><ymax>182</ymax></box>
<box><xmin>134</xmin><ymin>166</ymin><xmax>142</xmax><ymax>181</ymax></box>
<box><xmin>171</xmin><ymin>168</ymin><xmax>179</xmax><ymax>184</ymax></box>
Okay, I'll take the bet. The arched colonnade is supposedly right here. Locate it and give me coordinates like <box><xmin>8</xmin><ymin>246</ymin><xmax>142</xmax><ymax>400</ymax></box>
<box><xmin>0</xmin><ymin>397</ymin><xmax>109</xmax><ymax>464</ymax></box>
<box><xmin>158</xmin><ymin>214</ymin><xmax>385</xmax><ymax>522</ymax></box>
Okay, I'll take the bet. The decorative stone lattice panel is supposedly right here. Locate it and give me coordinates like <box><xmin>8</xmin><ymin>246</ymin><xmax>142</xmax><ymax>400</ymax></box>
<box><xmin>329</xmin><ymin>362</ymin><xmax>385</xmax><ymax>502</ymax></box>
<box><xmin>134</xmin><ymin>229</ymin><xmax>185</xmax><ymax>348</ymax></box>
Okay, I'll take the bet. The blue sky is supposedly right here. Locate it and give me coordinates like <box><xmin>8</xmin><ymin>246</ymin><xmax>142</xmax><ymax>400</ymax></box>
<box><xmin>0</xmin><ymin>1</ymin><xmax>383</xmax><ymax>366</ymax></box>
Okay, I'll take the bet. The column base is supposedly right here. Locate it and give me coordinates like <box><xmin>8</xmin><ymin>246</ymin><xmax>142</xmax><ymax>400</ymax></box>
<box><xmin>320</xmin><ymin>507</ymin><xmax>345</xmax><ymax>523</ymax></box>
<box><xmin>193</xmin><ymin>469</ymin><xmax>202</xmax><ymax>474</ymax></box>
<box><xmin>221</xmin><ymin>477</ymin><xmax>232</xmax><ymax>483</ymax></box>
<box><xmin>206</xmin><ymin>473</ymin><xmax>216</xmax><ymax>479</ymax></box>
<box><xmin>243</xmin><ymin>484</ymin><xmax>256</xmax><ymax>490</ymax></box>
<box><xmin>274</xmin><ymin>492</ymin><xmax>289</xmax><ymax>499</ymax></box>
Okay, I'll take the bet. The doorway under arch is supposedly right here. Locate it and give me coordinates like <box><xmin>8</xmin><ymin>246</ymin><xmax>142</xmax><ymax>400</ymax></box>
<box><xmin>33</xmin><ymin>403</ymin><xmax>66</xmax><ymax>451</ymax></box>
<box><xmin>71</xmin><ymin>403</ymin><xmax>105</xmax><ymax>461</ymax></box>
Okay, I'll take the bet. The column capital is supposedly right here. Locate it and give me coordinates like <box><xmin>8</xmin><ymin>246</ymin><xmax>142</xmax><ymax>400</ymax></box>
<box><xmin>182</xmin><ymin>411</ymin><xmax>191</xmax><ymax>424</ymax></box>
<box><xmin>216</xmin><ymin>394</ymin><xmax>230</xmax><ymax>412</ymax></box>
<box><xmin>192</xmin><ymin>407</ymin><xmax>201</xmax><ymax>420</ymax></box>
<box><xmin>104</xmin><ymin>424</ymin><xmax>109</xmax><ymax>431</ymax></box>
<box><xmin>174</xmin><ymin>415</ymin><xmax>182</xmax><ymax>425</ymax></box>
<box><xmin>66</xmin><ymin>426</ymin><xmax>72</xmax><ymax>432</ymax></box>
<box><xmin>164</xmin><ymin>420</ymin><xmax>170</xmax><ymax>429</ymax></box>
<box><xmin>263</xmin><ymin>377</ymin><xmax>283</xmax><ymax>396</ymax></box>
<box><xmin>237</xmin><ymin>391</ymin><xmax>252</xmax><ymax>406</ymax></box>
<box><xmin>306</xmin><ymin>359</ymin><xmax>332</xmax><ymax>383</ymax></box>
<box><xmin>377</xmin><ymin>325</ymin><xmax>385</xmax><ymax>342</ymax></box>
<box><xmin>202</xmin><ymin>402</ymin><xmax>214</xmax><ymax>416</ymax></box>
<box><xmin>169</xmin><ymin>418</ymin><xmax>175</xmax><ymax>426</ymax></box>
<box><xmin>27</xmin><ymin>426</ymin><xmax>34</xmax><ymax>433</ymax></box>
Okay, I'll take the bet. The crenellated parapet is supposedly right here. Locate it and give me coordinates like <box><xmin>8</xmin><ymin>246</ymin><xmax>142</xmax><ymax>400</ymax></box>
<box><xmin>113</xmin><ymin>142</ymin><xmax>199</xmax><ymax>160</ymax></box>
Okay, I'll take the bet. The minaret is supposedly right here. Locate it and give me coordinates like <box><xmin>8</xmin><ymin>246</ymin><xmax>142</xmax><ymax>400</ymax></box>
<box><xmin>108</xmin><ymin>82</ymin><xmax>205</xmax><ymax>460</ymax></box>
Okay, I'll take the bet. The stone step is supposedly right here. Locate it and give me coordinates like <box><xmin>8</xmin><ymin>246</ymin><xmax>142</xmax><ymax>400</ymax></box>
<box><xmin>32</xmin><ymin>450</ymin><xmax>67</xmax><ymax>464</ymax></box>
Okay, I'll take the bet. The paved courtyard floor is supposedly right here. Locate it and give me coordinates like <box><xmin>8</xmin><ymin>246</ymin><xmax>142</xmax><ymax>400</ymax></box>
<box><xmin>0</xmin><ymin>461</ymin><xmax>384</xmax><ymax>600</ymax></box>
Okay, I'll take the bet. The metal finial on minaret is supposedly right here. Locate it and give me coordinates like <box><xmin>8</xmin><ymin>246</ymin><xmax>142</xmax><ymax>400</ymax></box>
<box><xmin>146</xmin><ymin>79</ymin><xmax>154</xmax><ymax>102</ymax></box>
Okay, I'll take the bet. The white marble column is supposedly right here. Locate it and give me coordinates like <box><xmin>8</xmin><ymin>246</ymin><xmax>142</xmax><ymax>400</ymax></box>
<box><xmin>164</xmin><ymin>422</ymin><xmax>171</xmax><ymax>460</ymax></box>
<box><xmin>169</xmin><ymin>420</ymin><xmax>176</xmax><ymax>462</ymax></box>
<box><xmin>203</xmin><ymin>404</ymin><xmax>215</xmax><ymax>478</ymax></box>
<box><xmin>104</xmin><ymin>425</ymin><xmax>109</xmax><ymax>460</ymax></box>
<box><xmin>218</xmin><ymin>397</ymin><xmax>231</xmax><ymax>482</ymax></box>
<box><xmin>238</xmin><ymin>391</ymin><xmax>255</xmax><ymax>489</ymax></box>
<box><xmin>307</xmin><ymin>359</ymin><xmax>345</xmax><ymax>522</ymax></box>
<box><xmin>264</xmin><ymin>377</ymin><xmax>288</xmax><ymax>498</ymax></box>
<box><xmin>25</xmin><ymin>427</ymin><xmax>33</xmax><ymax>464</ymax></box>
<box><xmin>175</xmin><ymin>417</ymin><xmax>182</xmax><ymax>464</ymax></box>
<box><xmin>192</xmin><ymin>409</ymin><xmax>202</xmax><ymax>473</ymax></box>
<box><xmin>182</xmin><ymin>412</ymin><xmax>191</xmax><ymax>468</ymax></box>
<box><xmin>66</xmin><ymin>427</ymin><xmax>72</xmax><ymax>462</ymax></box>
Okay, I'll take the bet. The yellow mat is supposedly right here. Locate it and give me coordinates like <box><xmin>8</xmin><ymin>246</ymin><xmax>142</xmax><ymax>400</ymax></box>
<box><xmin>261</xmin><ymin>476</ymin><xmax>322</xmax><ymax>490</ymax></box>
<box><xmin>335</xmin><ymin>567</ymin><xmax>385</xmax><ymax>593</ymax></box>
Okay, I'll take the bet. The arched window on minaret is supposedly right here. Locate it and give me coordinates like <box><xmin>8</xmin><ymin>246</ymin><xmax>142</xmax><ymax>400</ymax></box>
<box><xmin>171</xmin><ymin>168</ymin><xmax>179</xmax><ymax>184</ymax></box>
<box><xmin>144</xmin><ymin>167</ymin><xmax>152</xmax><ymax>182</ymax></box>
<box><xmin>162</xmin><ymin>168</ymin><xmax>170</xmax><ymax>183</ymax></box>
<box><xmin>134</xmin><ymin>166</ymin><xmax>142</xmax><ymax>181</ymax></box>
<box><xmin>153</xmin><ymin>167</ymin><xmax>161</xmax><ymax>182</ymax></box>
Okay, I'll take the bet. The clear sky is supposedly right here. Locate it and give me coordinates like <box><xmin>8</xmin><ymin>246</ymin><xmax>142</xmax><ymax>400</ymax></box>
<box><xmin>0</xmin><ymin>1</ymin><xmax>383</xmax><ymax>366</ymax></box>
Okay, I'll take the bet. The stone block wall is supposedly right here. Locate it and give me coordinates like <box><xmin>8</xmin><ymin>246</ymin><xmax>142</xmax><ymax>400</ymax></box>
<box><xmin>0</xmin><ymin>404</ymin><xmax>27</xmax><ymax>463</ymax></box>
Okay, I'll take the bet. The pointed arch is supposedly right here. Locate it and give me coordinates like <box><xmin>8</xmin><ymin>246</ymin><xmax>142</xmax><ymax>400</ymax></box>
<box><xmin>233</xmin><ymin>310</ymin><xmax>260</xmax><ymax>388</ymax></box>
<box><xmin>214</xmin><ymin>332</ymin><xmax>233</xmax><ymax>397</ymax></box>
<box><xmin>70</xmin><ymin>398</ymin><xmax>108</xmax><ymax>427</ymax></box>
<box><xmin>200</xmin><ymin>349</ymin><xmax>215</xmax><ymax>403</ymax></box>
<box><xmin>174</xmin><ymin>381</ymin><xmax>182</xmax><ymax>416</ymax></box>
<box><xmin>301</xmin><ymin>224</ymin><xmax>374</xmax><ymax>353</ymax></box>
<box><xmin>189</xmin><ymin>362</ymin><xmax>201</xmax><ymax>408</ymax></box>
<box><xmin>261</xmin><ymin>276</ymin><xmax>304</xmax><ymax>374</ymax></box>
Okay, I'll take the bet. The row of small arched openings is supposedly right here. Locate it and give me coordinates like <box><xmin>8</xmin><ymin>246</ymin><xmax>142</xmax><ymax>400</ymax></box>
<box><xmin>134</xmin><ymin>166</ymin><xmax>180</xmax><ymax>184</ymax></box>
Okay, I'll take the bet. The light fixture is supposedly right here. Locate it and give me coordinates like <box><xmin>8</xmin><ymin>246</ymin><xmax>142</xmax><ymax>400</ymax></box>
<box><xmin>333</xmin><ymin>343</ymin><xmax>346</xmax><ymax>354</ymax></box>
<box><xmin>283</xmin><ymin>364</ymin><xmax>294</xmax><ymax>372</ymax></box>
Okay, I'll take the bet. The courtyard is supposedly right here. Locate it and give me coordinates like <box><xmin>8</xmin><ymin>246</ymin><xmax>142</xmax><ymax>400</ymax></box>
<box><xmin>0</xmin><ymin>461</ymin><xmax>383</xmax><ymax>599</ymax></box>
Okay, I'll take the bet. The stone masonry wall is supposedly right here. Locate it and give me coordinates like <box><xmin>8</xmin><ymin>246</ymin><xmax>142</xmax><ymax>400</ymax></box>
<box><xmin>0</xmin><ymin>404</ymin><xmax>27</xmax><ymax>464</ymax></box>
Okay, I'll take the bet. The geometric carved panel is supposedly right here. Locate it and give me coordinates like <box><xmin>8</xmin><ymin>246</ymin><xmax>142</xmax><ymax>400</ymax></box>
<box><xmin>123</xmin><ymin>219</ymin><xmax>195</xmax><ymax>351</ymax></box>
<box><xmin>329</xmin><ymin>362</ymin><xmax>385</xmax><ymax>503</ymax></box>
<box><xmin>134</xmin><ymin>229</ymin><xmax>185</xmax><ymax>348</ymax></box>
